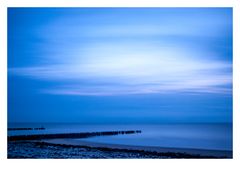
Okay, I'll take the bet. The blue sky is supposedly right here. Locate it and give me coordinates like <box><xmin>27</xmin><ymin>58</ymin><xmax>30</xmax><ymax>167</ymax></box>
<box><xmin>8</xmin><ymin>8</ymin><xmax>232</xmax><ymax>123</ymax></box>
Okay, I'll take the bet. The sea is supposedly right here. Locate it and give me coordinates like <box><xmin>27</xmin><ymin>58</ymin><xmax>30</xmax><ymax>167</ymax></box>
<box><xmin>8</xmin><ymin>123</ymin><xmax>232</xmax><ymax>151</ymax></box>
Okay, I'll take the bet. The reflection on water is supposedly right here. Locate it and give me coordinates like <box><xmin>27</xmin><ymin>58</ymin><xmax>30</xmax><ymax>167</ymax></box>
<box><xmin>8</xmin><ymin>123</ymin><xmax>232</xmax><ymax>151</ymax></box>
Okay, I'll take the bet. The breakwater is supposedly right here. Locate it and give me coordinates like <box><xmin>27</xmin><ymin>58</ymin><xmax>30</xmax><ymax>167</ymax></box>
<box><xmin>8</xmin><ymin>127</ymin><xmax>45</xmax><ymax>131</ymax></box>
<box><xmin>8</xmin><ymin>130</ymin><xmax>141</xmax><ymax>141</ymax></box>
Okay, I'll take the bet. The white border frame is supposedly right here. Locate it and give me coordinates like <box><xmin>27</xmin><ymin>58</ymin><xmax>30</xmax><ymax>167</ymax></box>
<box><xmin>1</xmin><ymin>0</ymin><xmax>239</xmax><ymax>169</ymax></box>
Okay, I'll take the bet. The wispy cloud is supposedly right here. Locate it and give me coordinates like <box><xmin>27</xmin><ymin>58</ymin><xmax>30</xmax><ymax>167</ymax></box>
<box><xmin>8</xmin><ymin>8</ymin><xmax>232</xmax><ymax>96</ymax></box>
<box><xmin>9</xmin><ymin>44</ymin><xmax>232</xmax><ymax>95</ymax></box>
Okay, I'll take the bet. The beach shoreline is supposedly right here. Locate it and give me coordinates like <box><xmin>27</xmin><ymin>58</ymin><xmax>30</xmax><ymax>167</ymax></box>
<box><xmin>7</xmin><ymin>130</ymin><xmax>232</xmax><ymax>159</ymax></box>
<box><xmin>8</xmin><ymin>139</ymin><xmax>232</xmax><ymax>159</ymax></box>
<box><xmin>41</xmin><ymin>138</ymin><xmax>232</xmax><ymax>158</ymax></box>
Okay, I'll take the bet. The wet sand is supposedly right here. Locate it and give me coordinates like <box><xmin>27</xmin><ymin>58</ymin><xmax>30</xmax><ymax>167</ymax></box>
<box><xmin>42</xmin><ymin>138</ymin><xmax>232</xmax><ymax>158</ymax></box>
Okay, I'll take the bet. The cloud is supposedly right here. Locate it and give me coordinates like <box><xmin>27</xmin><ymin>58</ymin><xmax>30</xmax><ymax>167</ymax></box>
<box><xmin>8</xmin><ymin>8</ymin><xmax>232</xmax><ymax>96</ymax></box>
<box><xmin>9</xmin><ymin>43</ymin><xmax>232</xmax><ymax>96</ymax></box>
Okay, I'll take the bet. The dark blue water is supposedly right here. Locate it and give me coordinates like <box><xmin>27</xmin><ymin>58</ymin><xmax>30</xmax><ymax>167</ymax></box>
<box><xmin>8</xmin><ymin>123</ymin><xmax>232</xmax><ymax>151</ymax></box>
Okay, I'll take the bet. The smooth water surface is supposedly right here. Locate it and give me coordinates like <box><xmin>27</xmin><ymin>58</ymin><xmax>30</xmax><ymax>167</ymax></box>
<box><xmin>8</xmin><ymin>123</ymin><xmax>232</xmax><ymax>151</ymax></box>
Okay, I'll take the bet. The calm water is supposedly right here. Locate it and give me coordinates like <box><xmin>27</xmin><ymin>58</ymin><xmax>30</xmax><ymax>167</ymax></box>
<box><xmin>8</xmin><ymin>123</ymin><xmax>232</xmax><ymax>151</ymax></box>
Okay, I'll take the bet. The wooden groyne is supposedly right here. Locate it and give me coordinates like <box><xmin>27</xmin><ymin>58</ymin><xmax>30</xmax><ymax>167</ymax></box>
<box><xmin>8</xmin><ymin>127</ymin><xmax>45</xmax><ymax>131</ymax></box>
<box><xmin>8</xmin><ymin>130</ymin><xmax>141</xmax><ymax>141</ymax></box>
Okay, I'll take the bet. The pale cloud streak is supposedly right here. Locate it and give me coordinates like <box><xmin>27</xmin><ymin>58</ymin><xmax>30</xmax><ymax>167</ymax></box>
<box><xmin>9</xmin><ymin>43</ymin><xmax>232</xmax><ymax>95</ymax></box>
<box><xmin>8</xmin><ymin>8</ymin><xmax>232</xmax><ymax>96</ymax></box>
